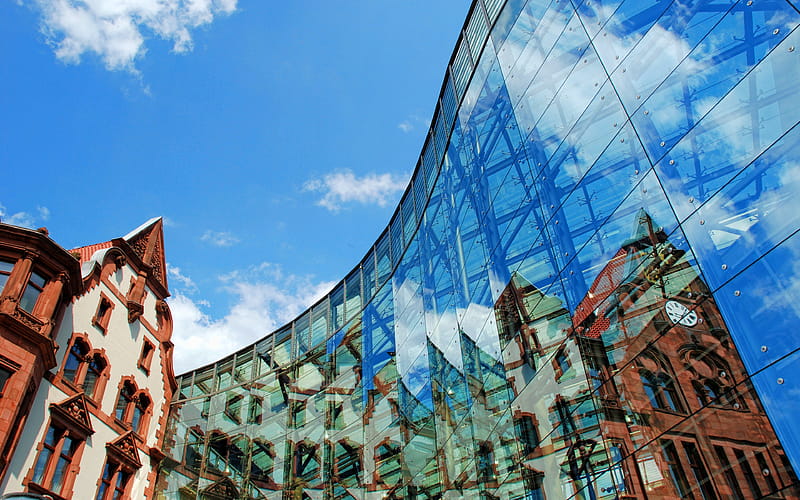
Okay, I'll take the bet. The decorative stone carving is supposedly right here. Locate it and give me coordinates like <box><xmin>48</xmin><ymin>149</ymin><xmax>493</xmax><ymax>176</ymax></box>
<box><xmin>202</xmin><ymin>478</ymin><xmax>239</xmax><ymax>500</ymax></box>
<box><xmin>114</xmin><ymin>253</ymin><xmax>127</xmax><ymax>269</ymax></box>
<box><xmin>50</xmin><ymin>393</ymin><xmax>94</xmax><ymax>437</ymax></box>
<box><xmin>107</xmin><ymin>431</ymin><xmax>143</xmax><ymax>470</ymax></box>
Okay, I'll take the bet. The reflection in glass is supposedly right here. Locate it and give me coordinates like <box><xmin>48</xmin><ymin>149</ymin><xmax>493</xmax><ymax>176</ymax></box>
<box><xmin>155</xmin><ymin>0</ymin><xmax>800</xmax><ymax>498</ymax></box>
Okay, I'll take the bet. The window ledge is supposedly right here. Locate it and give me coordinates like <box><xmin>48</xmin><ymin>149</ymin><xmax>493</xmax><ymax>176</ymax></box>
<box><xmin>27</xmin><ymin>481</ymin><xmax>68</xmax><ymax>500</ymax></box>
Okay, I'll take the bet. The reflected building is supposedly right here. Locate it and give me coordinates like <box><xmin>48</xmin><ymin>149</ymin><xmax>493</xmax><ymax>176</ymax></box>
<box><xmin>156</xmin><ymin>0</ymin><xmax>800</xmax><ymax>498</ymax></box>
<box><xmin>496</xmin><ymin>211</ymin><xmax>798</xmax><ymax>498</ymax></box>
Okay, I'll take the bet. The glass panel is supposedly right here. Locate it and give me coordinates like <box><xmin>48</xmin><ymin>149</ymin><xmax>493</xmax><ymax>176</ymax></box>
<box><xmin>452</xmin><ymin>37</ymin><xmax>474</xmax><ymax>98</ymax></box>
<box><xmin>655</xmin><ymin>26</ymin><xmax>800</xmax><ymax>223</ymax></box>
<box><xmin>376</xmin><ymin>230</ymin><xmax>392</xmax><ymax>287</ymax></box>
<box><xmin>233</xmin><ymin>351</ymin><xmax>253</xmax><ymax>383</ymax></box>
<box><xmin>681</xmin><ymin>122</ymin><xmax>800</xmax><ymax>290</ymax></box>
<box><xmin>345</xmin><ymin>269</ymin><xmax>362</xmax><ymax>323</ymax></box>
<box><xmin>19</xmin><ymin>281</ymin><xmax>42</xmax><ymax>313</ymax></box>
<box><xmin>294</xmin><ymin>313</ymin><xmax>310</xmax><ymax>359</ymax></box>
<box><xmin>465</xmin><ymin>3</ymin><xmax>489</xmax><ymax>60</ymax></box>
<box><xmin>711</xmin><ymin>230</ymin><xmax>800</xmax><ymax>373</ymax></box>
<box><xmin>311</xmin><ymin>299</ymin><xmax>329</xmax><ymax>347</ymax></box>
<box><xmin>155</xmin><ymin>1</ymin><xmax>800</xmax><ymax>499</ymax></box>
<box><xmin>330</xmin><ymin>283</ymin><xmax>344</xmax><ymax>333</ymax></box>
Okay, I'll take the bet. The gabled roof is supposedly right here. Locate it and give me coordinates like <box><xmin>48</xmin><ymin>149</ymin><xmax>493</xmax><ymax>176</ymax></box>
<box><xmin>71</xmin><ymin>217</ymin><xmax>169</xmax><ymax>296</ymax></box>
<box><xmin>72</xmin><ymin>241</ymin><xmax>113</xmax><ymax>263</ymax></box>
<box><xmin>123</xmin><ymin>217</ymin><xmax>167</xmax><ymax>291</ymax></box>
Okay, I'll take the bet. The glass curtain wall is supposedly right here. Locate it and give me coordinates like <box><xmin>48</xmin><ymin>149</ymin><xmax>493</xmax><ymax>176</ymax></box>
<box><xmin>157</xmin><ymin>0</ymin><xmax>800</xmax><ymax>498</ymax></box>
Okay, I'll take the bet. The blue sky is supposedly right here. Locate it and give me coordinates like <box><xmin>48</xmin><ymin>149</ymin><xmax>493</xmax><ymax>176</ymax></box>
<box><xmin>0</xmin><ymin>0</ymin><xmax>470</xmax><ymax>373</ymax></box>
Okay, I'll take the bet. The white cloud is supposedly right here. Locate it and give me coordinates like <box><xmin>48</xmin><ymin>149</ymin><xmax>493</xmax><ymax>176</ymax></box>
<box><xmin>0</xmin><ymin>203</ymin><xmax>51</xmax><ymax>229</ymax></box>
<box><xmin>397</xmin><ymin>114</ymin><xmax>429</xmax><ymax>134</ymax></box>
<box><xmin>169</xmin><ymin>263</ymin><xmax>335</xmax><ymax>373</ymax></box>
<box><xmin>167</xmin><ymin>263</ymin><xmax>198</xmax><ymax>294</ymax></box>
<box><xmin>398</xmin><ymin>121</ymin><xmax>414</xmax><ymax>133</ymax></box>
<box><xmin>29</xmin><ymin>0</ymin><xmax>237</xmax><ymax>72</ymax></box>
<box><xmin>303</xmin><ymin>169</ymin><xmax>409</xmax><ymax>212</ymax></box>
<box><xmin>201</xmin><ymin>229</ymin><xmax>239</xmax><ymax>247</ymax></box>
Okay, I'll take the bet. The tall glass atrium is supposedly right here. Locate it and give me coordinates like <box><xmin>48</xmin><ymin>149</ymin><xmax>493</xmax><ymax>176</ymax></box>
<box><xmin>156</xmin><ymin>0</ymin><xmax>800</xmax><ymax>498</ymax></box>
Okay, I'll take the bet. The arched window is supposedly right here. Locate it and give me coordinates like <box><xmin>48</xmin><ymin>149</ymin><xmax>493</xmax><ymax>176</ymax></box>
<box><xmin>640</xmin><ymin>370</ymin><xmax>684</xmax><ymax>413</ymax></box>
<box><xmin>131</xmin><ymin>394</ymin><xmax>150</xmax><ymax>433</ymax></box>
<box><xmin>63</xmin><ymin>339</ymin><xmax>89</xmax><ymax>383</ymax></box>
<box><xmin>114</xmin><ymin>380</ymin><xmax>151</xmax><ymax>435</ymax></box>
<box><xmin>61</xmin><ymin>336</ymin><xmax>109</xmax><ymax>402</ymax></box>
<box><xmin>685</xmin><ymin>350</ymin><xmax>745</xmax><ymax>410</ymax></box>
<box><xmin>83</xmin><ymin>354</ymin><xmax>106</xmax><ymax>399</ymax></box>
<box><xmin>115</xmin><ymin>381</ymin><xmax>136</xmax><ymax>422</ymax></box>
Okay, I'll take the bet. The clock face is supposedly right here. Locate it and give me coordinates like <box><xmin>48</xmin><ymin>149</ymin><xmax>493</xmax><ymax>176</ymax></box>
<box><xmin>665</xmin><ymin>300</ymin><xmax>698</xmax><ymax>327</ymax></box>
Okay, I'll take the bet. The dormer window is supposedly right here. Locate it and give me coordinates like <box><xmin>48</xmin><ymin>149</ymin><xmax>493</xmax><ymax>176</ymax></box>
<box><xmin>19</xmin><ymin>270</ymin><xmax>46</xmax><ymax>313</ymax></box>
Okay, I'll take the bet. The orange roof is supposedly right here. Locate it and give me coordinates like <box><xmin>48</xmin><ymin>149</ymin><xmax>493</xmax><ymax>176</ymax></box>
<box><xmin>71</xmin><ymin>241</ymin><xmax>113</xmax><ymax>263</ymax></box>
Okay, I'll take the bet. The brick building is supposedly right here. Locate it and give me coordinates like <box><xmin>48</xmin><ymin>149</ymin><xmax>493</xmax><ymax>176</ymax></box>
<box><xmin>0</xmin><ymin>219</ymin><xmax>176</xmax><ymax>499</ymax></box>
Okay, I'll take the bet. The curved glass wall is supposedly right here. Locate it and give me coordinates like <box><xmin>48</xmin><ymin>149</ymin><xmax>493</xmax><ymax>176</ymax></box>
<box><xmin>157</xmin><ymin>0</ymin><xmax>800</xmax><ymax>498</ymax></box>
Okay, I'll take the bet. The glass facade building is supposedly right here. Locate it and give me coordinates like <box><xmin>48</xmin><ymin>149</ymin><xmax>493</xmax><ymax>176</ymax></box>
<box><xmin>156</xmin><ymin>0</ymin><xmax>800</xmax><ymax>498</ymax></box>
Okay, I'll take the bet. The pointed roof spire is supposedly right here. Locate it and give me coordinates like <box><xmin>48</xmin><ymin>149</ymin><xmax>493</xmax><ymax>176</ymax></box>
<box><xmin>123</xmin><ymin>217</ymin><xmax>168</xmax><ymax>292</ymax></box>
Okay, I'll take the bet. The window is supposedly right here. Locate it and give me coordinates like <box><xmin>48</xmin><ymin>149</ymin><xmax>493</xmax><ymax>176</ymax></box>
<box><xmin>682</xmin><ymin>441</ymin><xmax>717</xmax><ymax>500</ymax></box>
<box><xmin>19</xmin><ymin>270</ymin><xmax>45</xmax><ymax>313</ymax></box>
<box><xmin>476</xmin><ymin>441</ymin><xmax>495</xmax><ymax>484</ymax></box>
<box><xmin>0</xmin><ymin>259</ymin><xmax>13</xmax><ymax>293</ymax></box>
<box><xmin>290</xmin><ymin>400</ymin><xmax>306</xmax><ymax>428</ymax></box>
<box><xmin>248</xmin><ymin>395</ymin><xmax>263</xmax><ymax>425</ymax></box>
<box><xmin>95</xmin><ymin>461</ymin><xmax>131</xmax><ymax>500</ymax></box>
<box><xmin>138</xmin><ymin>340</ymin><xmax>155</xmax><ymax>374</ymax></box>
<box><xmin>694</xmin><ymin>379</ymin><xmax>721</xmax><ymax>407</ymax></box>
<box><xmin>63</xmin><ymin>340</ymin><xmax>88</xmax><ymax>384</ymax></box>
<box><xmin>185</xmin><ymin>430</ymin><xmax>204</xmax><ymax>471</ymax></box>
<box><xmin>131</xmin><ymin>394</ymin><xmax>150</xmax><ymax>432</ymax></box>
<box><xmin>31</xmin><ymin>424</ymin><xmax>82</xmax><ymax>496</ymax></box>
<box><xmin>293</xmin><ymin>442</ymin><xmax>318</xmax><ymax>479</ymax></box>
<box><xmin>326</xmin><ymin>401</ymin><xmax>343</xmax><ymax>430</ymax></box>
<box><xmin>115</xmin><ymin>382</ymin><xmax>135</xmax><ymax>422</ymax></box>
<box><xmin>224</xmin><ymin>393</ymin><xmax>243</xmax><ymax>424</ymax></box>
<box><xmin>0</xmin><ymin>364</ymin><xmax>13</xmax><ymax>396</ymax></box>
<box><xmin>92</xmin><ymin>295</ymin><xmax>114</xmax><ymax>333</ymax></box>
<box><xmin>514</xmin><ymin>414</ymin><xmax>539</xmax><ymax>456</ymax></box>
<box><xmin>734</xmin><ymin>448</ymin><xmax>762</xmax><ymax>498</ymax></box>
<box><xmin>553</xmin><ymin>349</ymin><xmax>571</xmax><ymax>379</ymax></box>
<box><xmin>661</xmin><ymin>439</ymin><xmax>691</xmax><ymax>498</ymax></box>
<box><xmin>641</xmin><ymin>370</ymin><xmax>684</xmax><ymax>413</ymax></box>
<box><xmin>250</xmin><ymin>440</ymin><xmax>274</xmax><ymax>484</ymax></box>
<box><xmin>332</xmin><ymin>440</ymin><xmax>361</xmax><ymax>485</ymax></box>
<box><xmin>83</xmin><ymin>355</ymin><xmax>106</xmax><ymax>399</ymax></box>
<box><xmin>714</xmin><ymin>446</ymin><xmax>744</xmax><ymax>500</ymax></box>
<box><xmin>61</xmin><ymin>337</ymin><xmax>108</xmax><ymax>401</ymax></box>
<box><xmin>114</xmin><ymin>380</ymin><xmax>150</xmax><ymax>434</ymax></box>
<box><xmin>755</xmin><ymin>452</ymin><xmax>778</xmax><ymax>493</ymax></box>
